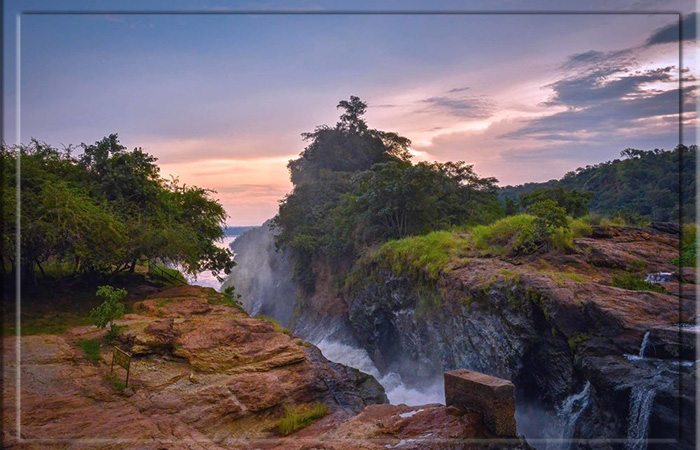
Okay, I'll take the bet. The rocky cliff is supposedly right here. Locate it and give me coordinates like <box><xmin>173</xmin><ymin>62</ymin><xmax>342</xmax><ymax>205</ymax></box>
<box><xmin>345</xmin><ymin>224</ymin><xmax>696</xmax><ymax>449</ymax></box>
<box><xmin>230</xmin><ymin>223</ymin><xmax>696</xmax><ymax>449</ymax></box>
<box><xmin>3</xmin><ymin>285</ymin><xmax>530</xmax><ymax>449</ymax></box>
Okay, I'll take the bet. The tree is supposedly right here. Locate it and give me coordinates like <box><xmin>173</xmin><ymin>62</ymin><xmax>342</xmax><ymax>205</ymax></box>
<box><xmin>1</xmin><ymin>136</ymin><xmax>234</xmax><ymax>284</ymax></box>
<box><xmin>90</xmin><ymin>285</ymin><xmax>127</xmax><ymax>337</ymax></box>
<box><xmin>519</xmin><ymin>186</ymin><xmax>593</xmax><ymax>218</ymax></box>
<box><xmin>527</xmin><ymin>200</ymin><xmax>569</xmax><ymax>251</ymax></box>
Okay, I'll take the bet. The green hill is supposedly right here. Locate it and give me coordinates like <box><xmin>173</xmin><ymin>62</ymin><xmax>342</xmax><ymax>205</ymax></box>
<box><xmin>500</xmin><ymin>145</ymin><xmax>696</xmax><ymax>222</ymax></box>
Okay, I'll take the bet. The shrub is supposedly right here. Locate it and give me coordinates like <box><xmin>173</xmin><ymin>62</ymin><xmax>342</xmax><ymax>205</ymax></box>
<box><xmin>527</xmin><ymin>200</ymin><xmax>569</xmax><ymax>251</ymax></box>
<box><xmin>209</xmin><ymin>286</ymin><xmax>245</xmax><ymax>310</ymax></box>
<box><xmin>470</xmin><ymin>214</ymin><xmax>537</xmax><ymax>255</ymax></box>
<box><xmin>611</xmin><ymin>274</ymin><xmax>664</xmax><ymax>293</ymax></box>
<box><xmin>77</xmin><ymin>339</ymin><xmax>101</xmax><ymax>363</ymax></box>
<box><xmin>569</xmin><ymin>217</ymin><xmax>593</xmax><ymax>238</ymax></box>
<box><xmin>673</xmin><ymin>224</ymin><xmax>697</xmax><ymax>267</ymax></box>
<box><xmin>278</xmin><ymin>402</ymin><xmax>328</xmax><ymax>436</ymax></box>
<box><xmin>90</xmin><ymin>285</ymin><xmax>127</xmax><ymax>336</ymax></box>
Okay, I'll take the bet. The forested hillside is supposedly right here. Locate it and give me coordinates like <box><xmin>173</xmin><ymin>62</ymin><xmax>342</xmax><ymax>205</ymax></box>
<box><xmin>500</xmin><ymin>146</ymin><xmax>696</xmax><ymax>222</ymax></box>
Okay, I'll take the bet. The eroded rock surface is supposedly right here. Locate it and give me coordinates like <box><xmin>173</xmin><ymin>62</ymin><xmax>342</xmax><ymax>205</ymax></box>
<box><xmin>343</xmin><ymin>225</ymin><xmax>696</xmax><ymax>449</ymax></box>
<box><xmin>2</xmin><ymin>285</ymin><xmax>394</xmax><ymax>449</ymax></box>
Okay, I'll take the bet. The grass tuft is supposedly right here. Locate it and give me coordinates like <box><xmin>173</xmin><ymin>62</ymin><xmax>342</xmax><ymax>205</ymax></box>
<box><xmin>278</xmin><ymin>402</ymin><xmax>328</xmax><ymax>436</ymax></box>
<box><xmin>611</xmin><ymin>273</ymin><xmax>664</xmax><ymax>293</ymax></box>
<box><xmin>77</xmin><ymin>339</ymin><xmax>101</xmax><ymax>363</ymax></box>
<box><xmin>255</xmin><ymin>315</ymin><xmax>291</xmax><ymax>335</ymax></box>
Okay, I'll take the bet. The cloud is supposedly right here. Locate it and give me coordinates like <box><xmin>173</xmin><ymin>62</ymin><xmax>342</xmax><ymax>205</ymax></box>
<box><xmin>447</xmin><ymin>86</ymin><xmax>471</xmax><ymax>93</ymax></box>
<box><xmin>645</xmin><ymin>13</ymin><xmax>697</xmax><ymax>46</ymax></box>
<box><xmin>420</xmin><ymin>93</ymin><xmax>495</xmax><ymax>119</ymax></box>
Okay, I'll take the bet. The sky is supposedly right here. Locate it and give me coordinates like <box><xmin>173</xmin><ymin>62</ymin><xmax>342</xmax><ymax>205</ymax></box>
<box><xmin>2</xmin><ymin>0</ymin><xmax>698</xmax><ymax>225</ymax></box>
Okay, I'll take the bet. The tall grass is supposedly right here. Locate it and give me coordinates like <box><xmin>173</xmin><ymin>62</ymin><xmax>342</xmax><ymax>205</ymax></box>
<box><xmin>375</xmin><ymin>230</ymin><xmax>469</xmax><ymax>282</ymax></box>
<box><xmin>470</xmin><ymin>214</ymin><xmax>537</xmax><ymax>255</ymax></box>
<box><xmin>278</xmin><ymin>402</ymin><xmax>328</xmax><ymax>436</ymax></box>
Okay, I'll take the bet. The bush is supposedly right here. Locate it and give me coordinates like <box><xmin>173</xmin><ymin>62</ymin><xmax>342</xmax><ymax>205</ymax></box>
<box><xmin>90</xmin><ymin>285</ymin><xmax>127</xmax><ymax>335</ymax></box>
<box><xmin>570</xmin><ymin>217</ymin><xmax>593</xmax><ymax>238</ymax></box>
<box><xmin>470</xmin><ymin>214</ymin><xmax>537</xmax><ymax>255</ymax></box>
<box><xmin>77</xmin><ymin>339</ymin><xmax>101</xmax><ymax>363</ymax></box>
<box><xmin>611</xmin><ymin>274</ymin><xmax>664</xmax><ymax>293</ymax></box>
<box><xmin>673</xmin><ymin>224</ymin><xmax>697</xmax><ymax>267</ymax></box>
<box><xmin>278</xmin><ymin>403</ymin><xmax>328</xmax><ymax>436</ymax></box>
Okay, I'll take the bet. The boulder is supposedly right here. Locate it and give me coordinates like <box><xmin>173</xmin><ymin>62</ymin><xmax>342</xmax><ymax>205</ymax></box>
<box><xmin>444</xmin><ymin>369</ymin><xmax>516</xmax><ymax>437</ymax></box>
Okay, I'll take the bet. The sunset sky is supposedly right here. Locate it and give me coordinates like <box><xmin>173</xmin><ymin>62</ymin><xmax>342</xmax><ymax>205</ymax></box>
<box><xmin>3</xmin><ymin>0</ymin><xmax>697</xmax><ymax>225</ymax></box>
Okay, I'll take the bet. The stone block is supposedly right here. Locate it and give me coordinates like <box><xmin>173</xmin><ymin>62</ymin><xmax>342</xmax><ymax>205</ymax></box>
<box><xmin>444</xmin><ymin>369</ymin><xmax>516</xmax><ymax>437</ymax></box>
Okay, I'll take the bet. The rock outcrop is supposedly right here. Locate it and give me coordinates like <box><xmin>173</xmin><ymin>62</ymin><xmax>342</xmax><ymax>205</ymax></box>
<box><xmin>340</xmin><ymin>225</ymin><xmax>696</xmax><ymax>449</ymax></box>
<box><xmin>3</xmin><ymin>285</ymin><xmax>532</xmax><ymax>449</ymax></box>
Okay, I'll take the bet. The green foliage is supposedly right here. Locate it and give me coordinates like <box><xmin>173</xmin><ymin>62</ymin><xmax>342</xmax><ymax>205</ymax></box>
<box><xmin>77</xmin><ymin>339</ymin><xmax>101</xmax><ymax>363</ymax></box>
<box><xmin>673</xmin><ymin>224</ymin><xmax>697</xmax><ymax>267</ymax></box>
<box><xmin>1</xmin><ymin>135</ymin><xmax>234</xmax><ymax>283</ymax></box>
<box><xmin>568</xmin><ymin>333</ymin><xmax>590</xmax><ymax>351</ymax></box>
<box><xmin>374</xmin><ymin>231</ymin><xmax>469</xmax><ymax>283</ymax></box>
<box><xmin>105</xmin><ymin>373</ymin><xmax>126</xmax><ymax>394</ymax></box>
<box><xmin>501</xmin><ymin>146</ymin><xmax>696</xmax><ymax>222</ymax></box>
<box><xmin>212</xmin><ymin>286</ymin><xmax>245</xmax><ymax>310</ymax></box>
<box><xmin>90</xmin><ymin>285</ymin><xmax>127</xmax><ymax>331</ymax></box>
<box><xmin>278</xmin><ymin>403</ymin><xmax>329</xmax><ymax>436</ymax></box>
<box><xmin>611</xmin><ymin>274</ymin><xmax>664</xmax><ymax>293</ymax></box>
<box><xmin>274</xmin><ymin>97</ymin><xmax>501</xmax><ymax>293</ymax></box>
<box><xmin>569</xmin><ymin>217</ymin><xmax>593</xmax><ymax>238</ymax></box>
<box><xmin>470</xmin><ymin>214</ymin><xmax>538</xmax><ymax>255</ymax></box>
<box><xmin>527</xmin><ymin>200</ymin><xmax>569</xmax><ymax>245</ymax></box>
<box><xmin>519</xmin><ymin>186</ymin><xmax>593</xmax><ymax>218</ymax></box>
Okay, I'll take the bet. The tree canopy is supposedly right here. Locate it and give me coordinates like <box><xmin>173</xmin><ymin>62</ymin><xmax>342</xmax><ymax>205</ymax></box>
<box><xmin>500</xmin><ymin>146</ymin><xmax>696</xmax><ymax>222</ymax></box>
<box><xmin>2</xmin><ymin>135</ymin><xmax>234</xmax><ymax>283</ymax></box>
<box><xmin>274</xmin><ymin>97</ymin><xmax>502</xmax><ymax>292</ymax></box>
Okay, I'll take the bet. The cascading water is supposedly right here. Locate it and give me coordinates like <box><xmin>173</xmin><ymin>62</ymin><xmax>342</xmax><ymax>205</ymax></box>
<box><xmin>315</xmin><ymin>338</ymin><xmax>444</xmax><ymax>406</ymax></box>
<box><xmin>638</xmin><ymin>331</ymin><xmax>650</xmax><ymax>358</ymax></box>
<box><xmin>557</xmin><ymin>382</ymin><xmax>592</xmax><ymax>448</ymax></box>
<box><xmin>624</xmin><ymin>385</ymin><xmax>656</xmax><ymax>450</ymax></box>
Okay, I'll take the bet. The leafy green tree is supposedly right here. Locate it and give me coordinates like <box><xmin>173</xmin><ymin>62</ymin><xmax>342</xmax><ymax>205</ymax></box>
<box><xmin>504</xmin><ymin>197</ymin><xmax>518</xmax><ymax>216</ymax></box>
<box><xmin>90</xmin><ymin>285</ymin><xmax>127</xmax><ymax>332</ymax></box>
<box><xmin>274</xmin><ymin>96</ymin><xmax>502</xmax><ymax>293</ymax></box>
<box><xmin>527</xmin><ymin>200</ymin><xmax>569</xmax><ymax>251</ymax></box>
<box><xmin>502</xmin><ymin>145</ymin><xmax>696</xmax><ymax>222</ymax></box>
<box><xmin>519</xmin><ymin>186</ymin><xmax>592</xmax><ymax>218</ymax></box>
<box><xmin>2</xmin><ymin>135</ymin><xmax>234</xmax><ymax>284</ymax></box>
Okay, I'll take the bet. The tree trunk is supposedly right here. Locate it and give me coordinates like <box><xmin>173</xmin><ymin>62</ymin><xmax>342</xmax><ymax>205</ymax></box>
<box><xmin>128</xmin><ymin>259</ymin><xmax>137</xmax><ymax>272</ymax></box>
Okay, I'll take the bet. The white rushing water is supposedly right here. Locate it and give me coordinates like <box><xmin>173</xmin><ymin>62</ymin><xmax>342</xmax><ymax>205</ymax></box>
<box><xmin>315</xmin><ymin>338</ymin><xmax>445</xmax><ymax>406</ymax></box>
<box><xmin>187</xmin><ymin>235</ymin><xmax>237</xmax><ymax>290</ymax></box>
<box><xmin>638</xmin><ymin>331</ymin><xmax>650</xmax><ymax>358</ymax></box>
<box><xmin>557</xmin><ymin>382</ymin><xmax>592</xmax><ymax>448</ymax></box>
<box><xmin>625</xmin><ymin>386</ymin><xmax>656</xmax><ymax>450</ymax></box>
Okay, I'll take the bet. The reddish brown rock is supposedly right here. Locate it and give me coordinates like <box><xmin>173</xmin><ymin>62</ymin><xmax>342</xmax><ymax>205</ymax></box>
<box><xmin>2</xmin><ymin>286</ymin><xmax>392</xmax><ymax>450</ymax></box>
<box><xmin>444</xmin><ymin>369</ymin><xmax>516</xmax><ymax>437</ymax></box>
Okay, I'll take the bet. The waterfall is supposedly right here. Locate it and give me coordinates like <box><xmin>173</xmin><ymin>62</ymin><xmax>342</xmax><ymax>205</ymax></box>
<box><xmin>638</xmin><ymin>332</ymin><xmax>650</xmax><ymax>358</ymax></box>
<box><xmin>315</xmin><ymin>338</ymin><xmax>444</xmax><ymax>406</ymax></box>
<box><xmin>556</xmin><ymin>382</ymin><xmax>592</xmax><ymax>448</ymax></box>
<box><xmin>624</xmin><ymin>385</ymin><xmax>656</xmax><ymax>450</ymax></box>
